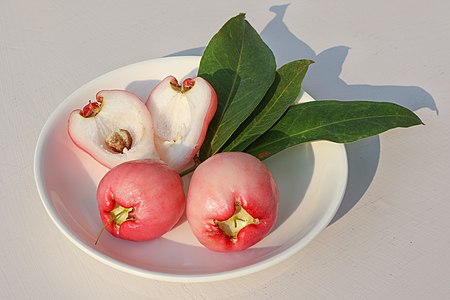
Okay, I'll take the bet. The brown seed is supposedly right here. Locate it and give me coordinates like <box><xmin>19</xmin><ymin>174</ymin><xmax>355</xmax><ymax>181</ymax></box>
<box><xmin>105</xmin><ymin>129</ymin><xmax>132</xmax><ymax>153</ymax></box>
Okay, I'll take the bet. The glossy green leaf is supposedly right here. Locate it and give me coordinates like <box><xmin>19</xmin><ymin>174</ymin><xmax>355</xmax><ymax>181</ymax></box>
<box><xmin>222</xmin><ymin>59</ymin><xmax>314</xmax><ymax>152</ymax></box>
<box><xmin>198</xmin><ymin>13</ymin><xmax>276</xmax><ymax>160</ymax></box>
<box><xmin>245</xmin><ymin>100</ymin><xmax>424</xmax><ymax>160</ymax></box>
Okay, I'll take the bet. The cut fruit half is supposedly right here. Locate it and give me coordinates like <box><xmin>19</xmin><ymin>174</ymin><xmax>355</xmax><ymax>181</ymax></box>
<box><xmin>146</xmin><ymin>76</ymin><xmax>217</xmax><ymax>171</ymax></box>
<box><xmin>68</xmin><ymin>90</ymin><xmax>159</xmax><ymax>168</ymax></box>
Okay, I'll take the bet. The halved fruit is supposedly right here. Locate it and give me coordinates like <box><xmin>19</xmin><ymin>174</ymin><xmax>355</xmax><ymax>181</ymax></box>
<box><xmin>68</xmin><ymin>90</ymin><xmax>159</xmax><ymax>168</ymax></box>
<box><xmin>146</xmin><ymin>76</ymin><xmax>217</xmax><ymax>171</ymax></box>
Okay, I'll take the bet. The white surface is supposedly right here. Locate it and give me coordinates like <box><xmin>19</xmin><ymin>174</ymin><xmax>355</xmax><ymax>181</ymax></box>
<box><xmin>34</xmin><ymin>56</ymin><xmax>348</xmax><ymax>282</ymax></box>
<box><xmin>2</xmin><ymin>0</ymin><xmax>449</xmax><ymax>298</ymax></box>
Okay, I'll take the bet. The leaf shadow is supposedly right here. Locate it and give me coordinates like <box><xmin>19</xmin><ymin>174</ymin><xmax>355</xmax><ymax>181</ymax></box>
<box><xmin>259</xmin><ymin>3</ymin><xmax>437</xmax><ymax>224</ymax></box>
<box><xmin>166</xmin><ymin>4</ymin><xmax>437</xmax><ymax>225</ymax></box>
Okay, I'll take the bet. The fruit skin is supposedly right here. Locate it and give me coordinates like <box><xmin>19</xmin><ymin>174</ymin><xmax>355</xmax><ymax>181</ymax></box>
<box><xmin>97</xmin><ymin>159</ymin><xmax>185</xmax><ymax>241</ymax></box>
<box><xmin>186</xmin><ymin>152</ymin><xmax>279</xmax><ymax>252</ymax></box>
<box><xmin>68</xmin><ymin>90</ymin><xmax>159</xmax><ymax>169</ymax></box>
<box><xmin>146</xmin><ymin>76</ymin><xmax>217</xmax><ymax>172</ymax></box>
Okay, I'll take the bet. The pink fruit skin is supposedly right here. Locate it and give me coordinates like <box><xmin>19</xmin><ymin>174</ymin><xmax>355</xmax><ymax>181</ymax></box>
<box><xmin>186</xmin><ymin>152</ymin><xmax>279</xmax><ymax>252</ymax></box>
<box><xmin>97</xmin><ymin>159</ymin><xmax>185</xmax><ymax>241</ymax></box>
<box><xmin>146</xmin><ymin>76</ymin><xmax>217</xmax><ymax>171</ymax></box>
<box><xmin>190</xmin><ymin>79</ymin><xmax>217</xmax><ymax>166</ymax></box>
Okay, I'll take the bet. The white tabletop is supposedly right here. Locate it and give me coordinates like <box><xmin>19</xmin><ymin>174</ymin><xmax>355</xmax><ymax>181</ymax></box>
<box><xmin>2</xmin><ymin>0</ymin><xmax>449</xmax><ymax>298</ymax></box>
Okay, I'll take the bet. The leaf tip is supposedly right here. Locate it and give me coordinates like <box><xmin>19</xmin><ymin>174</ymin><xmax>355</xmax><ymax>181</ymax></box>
<box><xmin>236</xmin><ymin>12</ymin><xmax>246</xmax><ymax>20</ymax></box>
<box><xmin>408</xmin><ymin>109</ymin><xmax>425</xmax><ymax>126</ymax></box>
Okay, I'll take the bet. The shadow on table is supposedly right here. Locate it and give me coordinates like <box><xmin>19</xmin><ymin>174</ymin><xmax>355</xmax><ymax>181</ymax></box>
<box><xmin>166</xmin><ymin>4</ymin><xmax>438</xmax><ymax>224</ymax></box>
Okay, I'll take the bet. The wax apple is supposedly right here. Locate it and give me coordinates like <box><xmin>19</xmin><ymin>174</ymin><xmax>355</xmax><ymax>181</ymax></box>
<box><xmin>96</xmin><ymin>159</ymin><xmax>185</xmax><ymax>242</ymax></box>
<box><xmin>186</xmin><ymin>152</ymin><xmax>279</xmax><ymax>252</ymax></box>
<box><xmin>68</xmin><ymin>90</ymin><xmax>159</xmax><ymax>168</ymax></box>
<box><xmin>146</xmin><ymin>76</ymin><xmax>217</xmax><ymax>171</ymax></box>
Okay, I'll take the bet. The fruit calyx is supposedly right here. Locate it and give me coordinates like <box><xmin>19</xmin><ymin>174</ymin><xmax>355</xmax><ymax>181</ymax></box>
<box><xmin>214</xmin><ymin>201</ymin><xmax>260</xmax><ymax>243</ymax></box>
<box><xmin>110</xmin><ymin>203</ymin><xmax>135</xmax><ymax>226</ymax></box>
<box><xmin>170</xmin><ymin>77</ymin><xmax>196</xmax><ymax>93</ymax></box>
<box><xmin>80</xmin><ymin>97</ymin><xmax>103</xmax><ymax>118</ymax></box>
<box><xmin>95</xmin><ymin>203</ymin><xmax>135</xmax><ymax>245</ymax></box>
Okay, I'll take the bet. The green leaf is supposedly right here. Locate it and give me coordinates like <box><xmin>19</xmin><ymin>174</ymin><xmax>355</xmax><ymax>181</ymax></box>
<box><xmin>222</xmin><ymin>59</ymin><xmax>314</xmax><ymax>152</ymax></box>
<box><xmin>245</xmin><ymin>100</ymin><xmax>424</xmax><ymax>160</ymax></box>
<box><xmin>198</xmin><ymin>13</ymin><xmax>276</xmax><ymax>161</ymax></box>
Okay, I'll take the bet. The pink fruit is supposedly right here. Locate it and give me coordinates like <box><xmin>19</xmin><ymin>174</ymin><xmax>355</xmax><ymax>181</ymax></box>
<box><xmin>68</xmin><ymin>90</ymin><xmax>159</xmax><ymax>169</ymax></box>
<box><xmin>96</xmin><ymin>159</ymin><xmax>185</xmax><ymax>242</ymax></box>
<box><xmin>146</xmin><ymin>76</ymin><xmax>217</xmax><ymax>171</ymax></box>
<box><xmin>186</xmin><ymin>152</ymin><xmax>279</xmax><ymax>252</ymax></box>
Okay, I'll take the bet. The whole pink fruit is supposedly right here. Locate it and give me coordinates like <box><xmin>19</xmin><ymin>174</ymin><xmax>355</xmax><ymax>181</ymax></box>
<box><xmin>186</xmin><ymin>152</ymin><xmax>279</xmax><ymax>252</ymax></box>
<box><xmin>96</xmin><ymin>159</ymin><xmax>185</xmax><ymax>242</ymax></box>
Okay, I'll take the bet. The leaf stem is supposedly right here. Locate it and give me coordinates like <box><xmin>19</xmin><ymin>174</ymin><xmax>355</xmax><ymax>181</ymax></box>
<box><xmin>179</xmin><ymin>155</ymin><xmax>202</xmax><ymax>177</ymax></box>
<box><xmin>95</xmin><ymin>209</ymin><xmax>128</xmax><ymax>246</ymax></box>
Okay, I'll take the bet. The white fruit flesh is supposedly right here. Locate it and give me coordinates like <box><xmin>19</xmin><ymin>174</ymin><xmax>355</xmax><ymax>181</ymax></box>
<box><xmin>147</xmin><ymin>76</ymin><xmax>216</xmax><ymax>171</ymax></box>
<box><xmin>68</xmin><ymin>90</ymin><xmax>159</xmax><ymax>168</ymax></box>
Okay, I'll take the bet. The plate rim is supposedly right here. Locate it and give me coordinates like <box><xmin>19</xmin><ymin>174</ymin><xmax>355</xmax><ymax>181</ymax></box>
<box><xmin>33</xmin><ymin>56</ymin><xmax>348</xmax><ymax>282</ymax></box>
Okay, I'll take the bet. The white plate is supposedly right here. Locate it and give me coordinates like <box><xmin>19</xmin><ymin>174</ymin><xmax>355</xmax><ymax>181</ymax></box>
<box><xmin>34</xmin><ymin>56</ymin><xmax>348</xmax><ymax>282</ymax></box>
